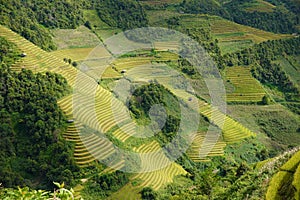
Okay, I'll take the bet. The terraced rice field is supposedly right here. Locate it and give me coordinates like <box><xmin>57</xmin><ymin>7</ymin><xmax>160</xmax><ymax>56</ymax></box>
<box><xmin>198</xmin><ymin>102</ymin><xmax>255</xmax><ymax>143</ymax></box>
<box><xmin>153</xmin><ymin>41</ymin><xmax>179</xmax><ymax>51</ymax></box>
<box><xmin>3</xmin><ymin>27</ymin><xmax>258</xmax><ymax>194</ymax></box>
<box><xmin>210</xmin><ymin>17</ymin><xmax>290</xmax><ymax>54</ymax></box>
<box><xmin>187</xmin><ymin>132</ymin><xmax>227</xmax><ymax>162</ymax></box>
<box><xmin>1</xmin><ymin>28</ymin><xmax>131</xmax><ymax>169</ymax></box>
<box><xmin>125</xmin><ymin>64</ymin><xmax>255</xmax><ymax>160</ymax></box>
<box><xmin>126</xmin><ymin>64</ymin><xmax>256</xmax><ymax>140</ymax></box>
<box><xmin>225</xmin><ymin>66</ymin><xmax>266</xmax><ymax>102</ymax></box>
<box><xmin>0</xmin><ymin>25</ymin><xmax>66</xmax><ymax>73</ymax></box>
<box><xmin>101</xmin><ymin>52</ymin><xmax>179</xmax><ymax>78</ymax></box>
<box><xmin>131</xmin><ymin>141</ymin><xmax>187</xmax><ymax>190</ymax></box>
<box><xmin>58</xmin><ymin>95</ymin><xmax>119</xmax><ymax>167</ymax></box>
<box><xmin>112</xmin><ymin>122</ymin><xmax>136</xmax><ymax>143</ymax></box>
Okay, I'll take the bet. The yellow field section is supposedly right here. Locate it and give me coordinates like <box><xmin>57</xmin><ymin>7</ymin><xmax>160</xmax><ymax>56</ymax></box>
<box><xmin>132</xmin><ymin>140</ymin><xmax>187</xmax><ymax>190</ymax></box>
<box><xmin>225</xmin><ymin>66</ymin><xmax>266</xmax><ymax>102</ymax></box>
<box><xmin>187</xmin><ymin>132</ymin><xmax>227</xmax><ymax>162</ymax></box>
<box><xmin>50</xmin><ymin>47</ymin><xmax>111</xmax><ymax>62</ymax></box>
<box><xmin>153</xmin><ymin>41</ymin><xmax>179</xmax><ymax>51</ymax></box>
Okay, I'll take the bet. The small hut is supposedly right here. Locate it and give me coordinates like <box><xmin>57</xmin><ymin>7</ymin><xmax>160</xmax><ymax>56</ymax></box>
<box><xmin>20</xmin><ymin>52</ymin><xmax>27</xmax><ymax>57</ymax></box>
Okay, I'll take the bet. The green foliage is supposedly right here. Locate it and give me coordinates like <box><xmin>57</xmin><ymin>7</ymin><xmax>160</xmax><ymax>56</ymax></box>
<box><xmin>95</xmin><ymin>0</ymin><xmax>148</xmax><ymax>30</ymax></box>
<box><xmin>184</xmin><ymin>28</ymin><xmax>221</xmax><ymax>62</ymax></box>
<box><xmin>129</xmin><ymin>82</ymin><xmax>181</xmax><ymax>143</ymax></box>
<box><xmin>141</xmin><ymin>187</ymin><xmax>157</xmax><ymax>200</ymax></box>
<box><xmin>0</xmin><ymin>182</ymin><xmax>75</xmax><ymax>200</ymax></box>
<box><xmin>180</xmin><ymin>0</ymin><xmax>230</xmax><ymax>17</ymax></box>
<box><xmin>0</xmin><ymin>39</ymin><xmax>79</xmax><ymax>189</ymax></box>
<box><xmin>262</xmin><ymin>94</ymin><xmax>271</xmax><ymax>105</ymax></box>
<box><xmin>82</xmin><ymin>171</ymin><xmax>129</xmax><ymax>199</ymax></box>
<box><xmin>0</xmin><ymin>0</ymin><xmax>84</xmax><ymax>50</ymax></box>
<box><xmin>0</xmin><ymin>37</ymin><xmax>21</xmax><ymax>65</ymax></box>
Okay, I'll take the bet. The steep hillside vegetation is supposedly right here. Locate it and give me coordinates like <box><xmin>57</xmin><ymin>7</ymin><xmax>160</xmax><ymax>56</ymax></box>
<box><xmin>0</xmin><ymin>37</ymin><xmax>79</xmax><ymax>189</ymax></box>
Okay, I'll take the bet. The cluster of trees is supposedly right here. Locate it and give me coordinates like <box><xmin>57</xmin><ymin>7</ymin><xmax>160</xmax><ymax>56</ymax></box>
<box><xmin>83</xmin><ymin>170</ymin><xmax>129</xmax><ymax>198</ymax></box>
<box><xmin>180</xmin><ymin>0</ymin><xmax>299</xmax><ymax>34</ymax></box>
<box><xmin>63</xmin><ymin>58</ymin><xmax>78</xmax><ymax>67</ymax></box>
<box><xmin>0</xmin><ymin>37</ymin><xmax>21</xmax><ymax>65</ymax></box>
<box><xmin>183</xmin><ymin>27</ymin><xmax>223</xmax><ymax>68</ymax></box>
<box><xmin>129</xmin><ymin>82</ymin><xmax>181</xmax><ymax>144</ymax></box>
<box><xmin>95</xmin><ymin>0</ymin><xmax>148</xmax><ymax>30</ymax></box>
<box><xmin>0</xmin><ymin>37</ymin><xmax>79</xmax><ymax>189</ymax></box>
<box><xmin>0</xmin><ymin>0</ymin><xmax>84</xmax><ymax>50</ymax></box>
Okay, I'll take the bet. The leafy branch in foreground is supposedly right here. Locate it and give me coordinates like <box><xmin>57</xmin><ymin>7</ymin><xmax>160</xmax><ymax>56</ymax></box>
<box><xmin>0</xmin><ymin>182</ymin><xmax>76</xmax><ymax>200</ymax></box>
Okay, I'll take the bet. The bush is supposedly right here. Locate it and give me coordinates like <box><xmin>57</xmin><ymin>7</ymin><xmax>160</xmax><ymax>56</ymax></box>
<box><xmin>141</xmin><ymin>187</ymin><xmax>157</xmax><ymax>200</ymax></box>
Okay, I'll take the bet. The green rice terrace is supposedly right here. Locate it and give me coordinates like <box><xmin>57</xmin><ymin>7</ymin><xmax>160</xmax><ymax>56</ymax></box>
<box><xmin>0</xmin><ymin>1</ymin><xmax>299</xmax><ymax>200</ymax></box>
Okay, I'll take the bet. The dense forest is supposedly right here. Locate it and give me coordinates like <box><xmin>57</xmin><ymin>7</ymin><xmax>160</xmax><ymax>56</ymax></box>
<box><xmin>95</xmin><ymin>0</ymin><xmax>148</xmax><ymax>30</ymax></box>
<box><xmin>0</xmin><ymin>37</ymin><xmax>79</xmax><ymax>189</ymax></box>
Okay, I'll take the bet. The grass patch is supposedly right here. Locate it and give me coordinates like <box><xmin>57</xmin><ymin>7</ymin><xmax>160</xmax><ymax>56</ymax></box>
<box><xmin>274</xmin><ymin>55</ymin><xmax>300</xmax><ymax>88</ymax></box>
<box><xmin>107</xmin><ymin>183</ymin><xmax>141</xmax><ymax>200</ymax></box>
<box><xmin>219</xmin><ymin>40</ymin><xmax>253</xmax><ymax>54</ymax></box>
<box><xmin>83</xmin><ymin>9</ymin><xmax>122</xmax><ymax>40</ymax></box>
<box><xmin>52</xmin><ymin>26</ymin><xmax>100</xmax><ymax>49</ymax></box>
<box><xmin>254</xmin><ymin>110</ymin><xmax>300</xmax><ymax>147</ymax></box>
<box><xmin>227</xmin><ymin>104</ymin><xmax>300</xmax><ymax>152</ymax></box>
